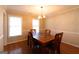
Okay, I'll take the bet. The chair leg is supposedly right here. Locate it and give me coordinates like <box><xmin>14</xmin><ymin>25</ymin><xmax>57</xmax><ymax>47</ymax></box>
<box><xmin>51</xmin><ymin>49</ymin><xmax>56</xmax><ymax>54</ymax></box>
<box><xmin>57</xmin><ymin>48</ymin><xmax>60</xmax><ymax>54</ymax></box>
<box><xmin>48</xmin><ymin>49</ymin><xmax>55</xmax><ymax>54</ymax></box>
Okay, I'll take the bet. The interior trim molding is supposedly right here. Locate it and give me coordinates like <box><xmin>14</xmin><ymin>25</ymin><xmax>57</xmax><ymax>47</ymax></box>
<box><xmin>62</xmin><ymin>41</ymin><xmax>79</xmax><ymax>48</ymax></box>
<box><xmin>0</xmin><ymin>35</ymin><xmax>3</xmax><ymax>40</ymax></box>
<box><xmin>51</xmin><ymin>6</ymin><xmax>79</xmax><ymax>17</ymax></box>
<box><xmin>6</xmin><ymin>39</ymin><xmax>26</xmax><ymax>45</ymax></box>
<box><xmin>55</xmin><ymin>30</ymin><xmax>79</xmax><ymax>34</ymax></box>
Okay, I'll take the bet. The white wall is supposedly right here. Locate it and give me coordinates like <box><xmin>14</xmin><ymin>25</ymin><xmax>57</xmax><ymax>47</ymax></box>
<box><xmin>0</xmin><ymin>7</ymin><xmax>4</xmax><ymax>51</ymax></box>
<box><xmin>46</xmin><ymin>7</ymin><xmax>79</xmax><ymax>48</ymax></box>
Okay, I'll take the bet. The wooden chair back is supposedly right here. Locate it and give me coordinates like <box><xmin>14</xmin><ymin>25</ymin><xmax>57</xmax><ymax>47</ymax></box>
<box><xmin>54</xmin><ymin>32</ymin><xmax>63</xmax><ymax>53</ymax></box>
<box><xmin>30</xmin><ymin>29</ymin><xmax>36</xmax><ymax>33</ymax></box>
<box><xmin>27</xmin><ymin>32</ymin><xmax>33</xmax><ymax>48</ymax></box>
<box><xmin>27</xmin><ymin>31</ymin><xmax>40</xmax><ymax>48</ymax></box>
<box><xmin>45</xmin><ymin>29</ymin><xmax>51</xmax><ymax>35</ymax></box>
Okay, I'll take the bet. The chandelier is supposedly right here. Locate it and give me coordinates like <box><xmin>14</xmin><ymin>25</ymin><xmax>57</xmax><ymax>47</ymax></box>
<box><xmin>38</xmin><ymin>6</ymin><xmax>45</xmax><ymax>19</ymax></box>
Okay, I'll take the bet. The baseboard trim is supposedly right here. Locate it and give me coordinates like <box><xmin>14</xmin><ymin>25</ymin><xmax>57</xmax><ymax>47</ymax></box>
<box><xmin>6</xmin><ymin>39</ymin><xmax>26</xmax><ymax>45</ymax></box>
<box><xmin>62</xmin><ymin>41</ymin><xmax>79</xmax><ymax>48</ymax></box>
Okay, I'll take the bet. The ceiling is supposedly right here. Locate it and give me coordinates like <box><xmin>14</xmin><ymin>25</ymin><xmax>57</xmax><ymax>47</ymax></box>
<box><xmin>6</xmin><ymin>5</ymin><xmax>79</xmax><ymax>16</ymax></box>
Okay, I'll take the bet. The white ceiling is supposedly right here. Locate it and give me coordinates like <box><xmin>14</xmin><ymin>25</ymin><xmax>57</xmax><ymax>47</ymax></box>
<box><xmin>6</xmin><ymin>5</ymin><xmax>79</xmax><ymax>16</ymax></box>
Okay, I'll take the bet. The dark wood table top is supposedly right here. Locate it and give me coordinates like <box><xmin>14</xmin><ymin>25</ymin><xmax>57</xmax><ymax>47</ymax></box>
<box><xmin>33</xmin><ymin>32</ymin><xmax>54</xmax><ymax>44</ymax></box>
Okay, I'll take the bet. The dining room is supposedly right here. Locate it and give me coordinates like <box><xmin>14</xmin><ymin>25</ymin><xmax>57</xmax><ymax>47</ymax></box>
<box><xmin>0</xmin><ymin>5</ymin><xmax>79</xmax><ymax>54</ymax></box>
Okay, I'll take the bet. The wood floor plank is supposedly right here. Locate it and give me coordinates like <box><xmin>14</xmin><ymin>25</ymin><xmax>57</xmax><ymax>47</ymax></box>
<box><xmin>4</xmin><ymin>40</ymin><xmax>79</xmax><ymax>54</ymax></box>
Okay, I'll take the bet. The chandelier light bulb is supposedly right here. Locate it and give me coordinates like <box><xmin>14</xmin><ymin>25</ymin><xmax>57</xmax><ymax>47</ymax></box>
<box><xmin>43</xmin><ymin>16</ymin><xmax>45</xmax><ymax>18</ymax></box>
<box><xmin>38</xmin><ymin>16</ymin><xmax>41</xmax><ymax>19</ymax></box>
<box><xmin>38</xmin><ymin>6</ymin><xmax>45</xmax><ymax>19</ymax></box>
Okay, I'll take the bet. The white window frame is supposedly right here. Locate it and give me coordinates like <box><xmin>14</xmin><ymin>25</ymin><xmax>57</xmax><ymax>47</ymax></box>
<box><xmin>8</xmin><ymin>16</ymin><xmax>22</xmax><ymax>37</ymax></box>
<box><xmin>32</xmin><ymin>19</ymin><xmax>39</xmax><ymax>33</ymax></box>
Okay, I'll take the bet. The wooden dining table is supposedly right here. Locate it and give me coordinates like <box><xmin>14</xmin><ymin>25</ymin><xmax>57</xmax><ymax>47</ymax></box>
<box><xmin>33</xmin><ymin>32</ymin><xmax>54</xmax><ymax>46</ymax></box>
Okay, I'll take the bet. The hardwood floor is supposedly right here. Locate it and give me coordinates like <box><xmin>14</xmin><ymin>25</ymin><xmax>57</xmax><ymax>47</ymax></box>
<box><xmin>4</xmin><ymin>40</ymin><xmax>79</xmax><ymax>54</ymax></box>
<box><xmin>4</xmin><ymin>40</ymin><xmax>32</xmax><ymax>54</ymax></box>
<box><xmin>60</xmin><ymin>43</ymin><xmax>79</xmax><ymax>54</ymax></box>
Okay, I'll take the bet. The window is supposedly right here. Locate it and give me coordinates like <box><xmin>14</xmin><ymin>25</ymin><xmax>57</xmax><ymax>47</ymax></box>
<box><xmin>32</xmin><ymin>19</ymin><xmax>39</xmax><ymax>32</ymax></box>
<box><xmin>9</xmin><ymin>16</ymin><xmax>22</xmax><ymax>36</ymax></box>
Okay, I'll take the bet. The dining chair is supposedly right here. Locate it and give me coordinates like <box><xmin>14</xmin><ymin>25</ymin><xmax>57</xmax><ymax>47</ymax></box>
<box><xmin>27</xmin><ymin>32</ymin><xmax>33</xmax><ymax>48</ymax></box>
<box><xmin>46</xmin><ymin>32</ymin><xmax>63</xmax><ymax>54</ymax></box>
<box><xmin>27</xmin><ymin>31</ymin><xmax>41</xmax><ymax>53</ymax></box>
<box><xmin>45</xmin><ymin>29</ymin><xmax>51</xmax><ymax>35</ymax></box>
<box><xmin>30</xmin><ymin>29</ymin><xmax>36</xmax><ymax>34</ymax></box>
